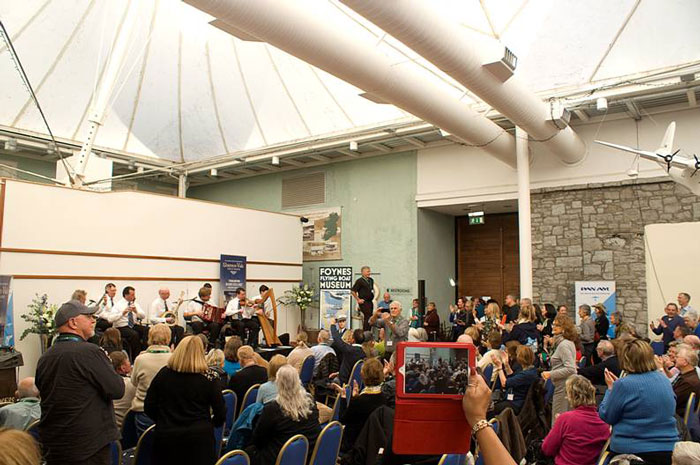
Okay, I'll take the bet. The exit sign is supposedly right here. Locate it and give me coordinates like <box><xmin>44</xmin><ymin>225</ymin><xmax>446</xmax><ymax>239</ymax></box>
<box><xmin>469</xmin><ymin>216</ymin><xmax>485</xmax><ymax>225</ymax></box>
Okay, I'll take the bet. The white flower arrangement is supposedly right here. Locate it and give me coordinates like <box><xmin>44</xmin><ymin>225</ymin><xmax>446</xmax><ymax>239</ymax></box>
<box><xmin>20</xmin><ymin>293</ymin><xmax>58</xmax><ymax>341</ymax></box>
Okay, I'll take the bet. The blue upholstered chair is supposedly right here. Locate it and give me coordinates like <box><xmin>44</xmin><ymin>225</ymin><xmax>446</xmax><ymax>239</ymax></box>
<box><xmin>274</xmin><ymin>434</ymin><xmax>309</xmax><ymax>465</ymax></box>
<box><xmin>309</xmin><ymin>421</ymin><xmax>344</xmax><ymax>465</ymax></box>
<box><xmin>222</xmin><ymin>390</ymin><xmax>238</xmax><ymax>433</ymax></box>
<box><xmin>239</xmin><ymin>384</ymin><xmax>260</xmax><ymax>417</ymax></box>
<box><xmin>215</xmin><ymin>450</ymin><xmax>250</xmax><ymax>465</ymax></box>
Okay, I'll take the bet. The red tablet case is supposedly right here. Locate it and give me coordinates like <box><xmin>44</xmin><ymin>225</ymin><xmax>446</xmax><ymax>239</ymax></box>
<box><xmin>392</xmin><ymin>341</ymin><xmax>476</xmax><ymax>455</ymax></box>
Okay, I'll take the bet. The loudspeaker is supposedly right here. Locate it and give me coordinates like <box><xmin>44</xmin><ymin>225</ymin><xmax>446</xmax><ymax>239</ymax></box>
<box><xmin>418</xmin><ymin>279</ymin><xmax>426</xmax><ymax>316</ymax></box>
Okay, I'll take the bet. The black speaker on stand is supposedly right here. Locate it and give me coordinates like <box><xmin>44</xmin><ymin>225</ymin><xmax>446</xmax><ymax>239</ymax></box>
<box><xmin>418</xmin><ymin>279</ymin><xmax>426</xmax><ymax>318</ymax></box>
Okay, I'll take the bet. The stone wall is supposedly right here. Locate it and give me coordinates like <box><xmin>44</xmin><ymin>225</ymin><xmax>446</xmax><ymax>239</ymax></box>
<box><xmin>531</xmin><ymin>177</ymin><xmax>700</xmax><ymax>335</ymax></box>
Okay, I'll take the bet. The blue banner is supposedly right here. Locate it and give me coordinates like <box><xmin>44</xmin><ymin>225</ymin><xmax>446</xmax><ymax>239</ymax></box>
<box><xmin>220</xmin><ymin>255</ymin><xmax>246</xmax><ymax>302</ymax></box>
<box><xmin>0</xmin><ymin>276</ymin><xmax>13</xmax><ymax>347</ymax></box>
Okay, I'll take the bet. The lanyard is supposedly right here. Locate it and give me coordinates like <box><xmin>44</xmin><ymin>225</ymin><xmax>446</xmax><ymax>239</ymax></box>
<box><xmin>54</xmin><ymin>334</ymin><xmax>84</xmax><ymax>343</ymax></box>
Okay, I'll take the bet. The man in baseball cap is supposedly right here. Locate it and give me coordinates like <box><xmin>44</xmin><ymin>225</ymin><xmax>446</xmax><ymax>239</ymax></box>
<box><xmin>36</xmin><ymin>300</ymin><xmax>123</xmax><ymax>464</ymax></box>
<box><xmin>53</xmin><ymin>299</ymin><xmax>97</xmax><ymax>331</ymax></box>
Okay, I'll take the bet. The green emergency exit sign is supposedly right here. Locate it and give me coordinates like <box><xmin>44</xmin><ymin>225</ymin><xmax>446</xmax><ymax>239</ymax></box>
<box><xmin>469</xmin><ymin>215</ymin><xmax>484</xmax><ymax>225</ymax></box>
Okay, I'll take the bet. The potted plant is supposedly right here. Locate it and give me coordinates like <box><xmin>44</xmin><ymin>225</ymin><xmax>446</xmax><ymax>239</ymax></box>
<box><xmin>281</xmin><ymin>284</ymin><xmax>315</xmax><ymax>331</ymax></box>
<box><xmin>20</xmin><ymin>294</ymin><xmax>58</xmax><ymax>353</ymax></box>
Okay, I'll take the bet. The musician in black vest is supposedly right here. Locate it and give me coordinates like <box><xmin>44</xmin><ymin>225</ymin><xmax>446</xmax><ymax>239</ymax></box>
<box><xmin>351</xmin><ymin>266</ymin><xmax>375</xmax><ymax>331</ymax></box>
<box><xmin>184</xmin><ymin>287</ymin><xmax>222</xmax><ymax>348</ymax></box>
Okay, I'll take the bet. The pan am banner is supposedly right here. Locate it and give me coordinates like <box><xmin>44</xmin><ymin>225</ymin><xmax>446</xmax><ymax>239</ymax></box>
<box><xmin>220</xmin><ymin>255</ymin><xmax>246</xmax><ymax>303</ymax></box>
<box><xmin>319</xmin><ymin>266</ymin><xmax>352</xmax><ymax>330</ymax></box>
<box><xmin>302</xmin><ymin>208</ymin><xmax>342</xmax><ymax>261</ymax></box>
<box><xmin>575</xmin><ymin>281</ymin><xmax>616</xmax><ymax>338</ymax></box>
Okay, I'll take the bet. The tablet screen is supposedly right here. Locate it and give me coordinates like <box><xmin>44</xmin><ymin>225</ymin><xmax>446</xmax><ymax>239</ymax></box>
<box><xmin>404</xmin><ymin>346</ymin><xmax>470</xmax><ymax>395</ymax></box>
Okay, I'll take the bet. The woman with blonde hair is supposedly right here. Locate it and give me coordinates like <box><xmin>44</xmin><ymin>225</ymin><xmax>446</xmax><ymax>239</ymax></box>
<box><xmin>478</xmin><ymin>302</ymin><xmax>501</xmax><ymax>336</ymax></box>
<box><xmin>287</xmin><ymin>331</ymin><xmax>313</xmax><ymax>371</ymax></box>
<box><xmin>145</xmin><ymin>336</ymin><xmax>225</xmax><ymax>465</ymax></box>
<box><xmin>502</xmin><ymin>304</ymin><xmax>540</xmax><ymax>351</ymax></box>
<box><xmin>542</xmin><ymin>375</ymin><xmax>610</xmax><ymax>465</ymax></box>
<box><xmin>131</xmin><ymin>323</ymin><xmax>172</xmax><ymax>435</ymax></box>
<box><xmin>256</xmin><ymin>354</ymin><xmax>288</xmax><ymax>404</ymax></box>
<box><xmin>206</xmin><ymin>348</ymin><xmax>228</xmax><ymax>388</ymax></box>
<box><xmin>0</xmin><ymin>428</ymin><xmax>41</xmax><ymax>465</ymax></box>
<box><xmin>599</xmin><ymin>338</ymin><xmax>678</xmax><ymax>465</ymax></box>
<box><xmin>541</xmin><ymin>315</ymin><xmax>577</xmax><ymax>425</ymax></box>
<box><xmin>249</xmin><ymin>364</ymin><xmax>320</xmax><ymax>465</ymax></box>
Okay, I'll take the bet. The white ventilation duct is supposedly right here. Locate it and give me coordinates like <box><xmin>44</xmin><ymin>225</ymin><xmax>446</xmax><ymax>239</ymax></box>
<box><xmin>184</xmin><ymin>0</ymin><xmax>517</xmax><ymax>167</ymax></box>
<box><xmin>340</xmin><ymin>0</ymin><xmax>587</xmax><ymax>165</ymax></box>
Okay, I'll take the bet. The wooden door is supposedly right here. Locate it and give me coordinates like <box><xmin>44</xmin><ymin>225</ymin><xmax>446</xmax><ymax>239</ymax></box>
<box><xmin>456</xmin><ymin>213</ymin><xmax>519</xmax><ymax>305</ymax></box>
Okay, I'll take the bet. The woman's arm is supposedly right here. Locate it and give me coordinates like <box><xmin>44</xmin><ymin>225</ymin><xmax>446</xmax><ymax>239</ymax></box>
<box><xmin>463</xmin><ymin>373</ymin><xmax>517</xmax><ymax>465</ymax></box>
<box><xmin>210</xmin><ymin>380</ymin><xmax>226</xmax><ymax>427</ymax></box>
<box><xmin>541</xmin><ymin>415</ymin><xmax>564</xmax><ymax>457</ymax></box>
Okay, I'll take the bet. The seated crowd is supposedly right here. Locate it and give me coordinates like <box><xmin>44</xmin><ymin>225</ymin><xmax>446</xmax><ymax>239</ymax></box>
<box><xmin>4</xmin><ymin>289</ymin><xmax>700</xmax><ymax>465</ymax></box>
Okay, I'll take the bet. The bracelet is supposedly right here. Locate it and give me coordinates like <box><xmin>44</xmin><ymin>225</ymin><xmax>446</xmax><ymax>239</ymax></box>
<box><xmin>471</xmin><ymin>419</ymin><xmax>489</xmax><ymax>435</ymax></box>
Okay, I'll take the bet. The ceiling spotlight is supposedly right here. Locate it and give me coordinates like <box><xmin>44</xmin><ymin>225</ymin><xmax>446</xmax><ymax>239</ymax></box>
<box><xmin>210</xmin><ymin>168</ymin><xmax>218</xmax><ymax>176</ymax></box>
<box><xmin>596</xmin><ymin>97</ymin><xmax>608</xmax><ymax>111</ymax></box>
<box><xmin>271</xmin><ymin>156</ymin><xmax>280</xmax><ymax>166</ymax></box>
<box><xmin>349</xmin><ymin>141</ymin><xmax>359</xmax><ymax>152</ymax></box>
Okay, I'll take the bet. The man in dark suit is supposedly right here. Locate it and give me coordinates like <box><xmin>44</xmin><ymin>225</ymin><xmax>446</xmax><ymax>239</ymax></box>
<box><xmin>577</xmin><ymin>340</ymin><xmax>621</xmax><ymax>387</ymax></box>
<box><xmin>330</xmin><ymin>321</ymin><xmax>366</xmax><ymax>385</ymax></box>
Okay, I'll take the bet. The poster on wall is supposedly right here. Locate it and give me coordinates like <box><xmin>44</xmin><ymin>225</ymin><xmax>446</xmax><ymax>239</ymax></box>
<box><xmin>575</xmin><ymin>281</ymin><xmax>616</xmax><ymax>338</ymax></box>
<box><xmin>301</xmin><ymin>208</ymin><xmax>342</xmax><ymax>261</ymax></box>
<box><xmin>220</xmin><ymin>255</ymin><xmax>246</xmax><ymax>303</ymax></box>
<box><xmin>0</xmin><ymin>276</ymin><xmax>13</xmax><ymax>347</ymax></box>
<box><xmin>319</xmin><ymin>266</ymin><xmax>352</xmax><ymax>330</ymax></box>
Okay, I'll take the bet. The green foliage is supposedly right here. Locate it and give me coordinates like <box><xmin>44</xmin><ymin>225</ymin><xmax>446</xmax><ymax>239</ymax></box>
<box><xmin>20</xmin><ymin>294</ymin><xmax>58</xmax><ymax>341</ymax></box>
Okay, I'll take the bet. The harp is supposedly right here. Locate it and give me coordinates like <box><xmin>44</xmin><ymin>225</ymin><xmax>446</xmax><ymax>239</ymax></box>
<box><xmin>257</xmin><ymin>288</ymin><xmax>281</xmax><ymax>346</ymax></box>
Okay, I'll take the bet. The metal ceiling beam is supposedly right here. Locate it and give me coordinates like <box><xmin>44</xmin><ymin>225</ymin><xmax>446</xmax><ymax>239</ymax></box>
<box><xmin>624</xmin><ymin>100</ymin><xmax>642</xmax><ymax>120</ymax></box>
<box><xmin>688</xmin><ymin>89</ymin><xmax>697</xmax><ymax>107</ymax></box>
<box><xmin>404</xmin><ymin>137</ymin><xmax>426</xmax><ymax>148</ymax></box>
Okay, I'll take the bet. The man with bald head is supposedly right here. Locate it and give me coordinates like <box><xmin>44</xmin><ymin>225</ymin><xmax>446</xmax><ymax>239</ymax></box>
<box><xmin>148</xmin><ymin>287</ymin><xmax>184</xmax><ymax>346</ymax></box>
<box><xmin>0</xmin><ymin>377</ymin><xmax>41</xmax><ymax>429</ymax></box>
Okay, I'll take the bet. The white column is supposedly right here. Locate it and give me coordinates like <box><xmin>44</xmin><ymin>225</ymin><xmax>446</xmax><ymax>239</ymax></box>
<box><xmin>178</xmin><ymin>174</ymin><xmax>188</xmax><ymax>198</ymax></box>
<box><xmin>516</xmin><ymin>127</ymin><xmax>533</xmax><ymax>299</ymax></box>
<box><xmin>74</xmin><ymin>2</ymin><xmax>140</xmax><ymax>187</ymax></box>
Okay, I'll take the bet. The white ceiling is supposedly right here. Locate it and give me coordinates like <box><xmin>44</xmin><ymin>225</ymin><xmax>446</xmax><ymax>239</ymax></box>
<box><xmin>1</xmin><ymin>0</ymin><xmax>699</xmax><ymax>164</ymax></box>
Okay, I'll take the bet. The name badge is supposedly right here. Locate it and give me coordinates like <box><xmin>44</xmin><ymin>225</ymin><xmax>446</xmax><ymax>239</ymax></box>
<box><xmin>387</xmin><ymin>340</ymin><xmax>393</xmax><ymax>347</ymax></box>
<box><xmin>507</xmin><ymin>393</ymin><xmax>514</xmax><ymax>401</ymax></box>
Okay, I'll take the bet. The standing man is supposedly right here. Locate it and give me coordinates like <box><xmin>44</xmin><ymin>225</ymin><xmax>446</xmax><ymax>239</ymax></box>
<box><xmin>94</xmin><ymin>283</ymin><xmax>117</xmax><ymax>333</ymax></box>
<box><xmin>504</xmin><ymin>295</ymin><xmax>520</xmax><ymax>324</ymax></box>
<box><xmin>578</xmin><ymin>304</ymin><xmax>596</xmax><ymax>366</ymax></box>
<box><xmin>36</xmin><ymin>300</ymin><xmax>124</xmax><ymax>465</ymax></box>
<box><xmin>351</xmin><ymin>266</ymin><xmax>375</xmax><ymax>331</ymax></box>
<box><xmin>148</xmin><ymin>287</ymin><xmax>184</xmax><ymax>347</ymax></box>
<box><xmin>678</xmin><ymin>292</ymin><xmax>694</xmax><ymax>317</ymax></box>
<box><xmin>369</xmin><ymin>301</ymin><xmax>409</xmax><ymax>358</ymax></box>
<box><xmin>650</xmin><ymin>303</ymin><xmax>685</xmax><ymax>351</ymax></box>
<box><xmin>107</xmin><ymin>286</ymin><xmax>147</xmax><ymax>360</ymax></box>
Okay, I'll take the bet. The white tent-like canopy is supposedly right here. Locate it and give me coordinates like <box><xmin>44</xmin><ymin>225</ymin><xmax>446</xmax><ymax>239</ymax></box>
<box><xmin>1</xmin><ymin>0</ymin><xmax>699</xmax><ymax>176</ymax></box>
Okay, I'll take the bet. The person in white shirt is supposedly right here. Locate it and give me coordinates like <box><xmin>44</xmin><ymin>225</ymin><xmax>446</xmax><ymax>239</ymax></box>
<box><xmin>94</xmin><ymin>283</ymin><xmax>117</xmax><ymax>333</ymax></box>
<box><xmin>106</xmin><ymin>286</ymin><xmax>147</xmax><ymax>360</ymax></box>
<box><xmin>183</xmin><ymin>286</ymin><xmax>222</xmax><ymax>348</ymax></box>
<box><xmin>224</xmin><ymin>288</ymin><xmax>260</xmax><ymax>347</ymax></box>
<box><xmin>148</xmin><ymin>287</ymin><xmax>184</xmax><ymax>347</ymax></box>
<box><xmin>678</xmin><ymin>292</ymin><xmax>695</xmax><ymax>317</ymax></box>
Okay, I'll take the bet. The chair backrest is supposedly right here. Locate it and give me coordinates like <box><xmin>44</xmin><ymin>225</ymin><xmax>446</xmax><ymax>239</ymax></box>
<box><xmin>651</xmin><ymin>341</ymin><xmax>665</xmax><ymax>356</ymax></box>
<box><xmin>215</xmin><ymin>450</ymin><xmax>251</xmax><ymax>465</ymax></box>
<box><xmin>239</xmin><ymin>384</ymin><xmax>261</xmax><ymax>417</ymax></box>
<box><xmin>309</xmin><ymin>421</ymin><xmax>344</xmax><ymax>465</ymax></box>
<box><xmin>120</xmin><ymin>409</ymin><xmax>139</xmax><ymax>450</ymax></box>
<box><xmin>349</xmin><ymin>359</ymin><xmax>364</xmax><ymax>389</ymax></box>
<box><xmin>597</xmin><ymin>451</ymin><xmax>611</xmax><ymax>465</ymax></box>
<box><xmin>684</xmin><ymin>392</ymin><xmax>697</xmax><ymax>426</ymax></box>
<box><xmin>274</xmin><ymin>434</ymin><xmax>309</xmax><ymax>465</ymax></box>
<box><xmin>300</xmin><ymin>355</ymin><xmax>316</xmax><ymax>386</ymax></box>
<box><xmin>482</xmin><ymin>364</ymin><xmax>493</xmax><ymax>384</ymax></box>
<box><xmin>331</xmin><ymin>394</ymin><xmax>342</xmax><ymax>422</ymax></box>
<box><xmin>543</xmin><ymin>379</ymin><xmax>555</xmax><ymax>404</ymax></box>
<box><xmin>437</xmin><ymin>454</ymin><xmax>467</xmax><ymax>465</ymax></box>
<box><xmin>25</xmin><ymin>419</ymin><xmax>40</xmax><ymax>442</ymax></box>
<box><xmin>133</xmin><ymin>424</ymin><xmax>156</xmax><ymax>465</ymax></box>
<box><xmin>110</xmin><ymin>440</ymin><xmax>122</xmax><ymax>465</ymax></box>
<box><xmin>223</xmin><ymin>390</ymin><xmax>238</xmax><ymax>432</ymax></box>
<box><xmin>214</xmin><ymin>424</ymin><xmax>224</xmax><ymax>457</ymax></box>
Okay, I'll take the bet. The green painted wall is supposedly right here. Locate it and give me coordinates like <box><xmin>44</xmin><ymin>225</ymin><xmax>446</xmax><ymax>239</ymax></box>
<box><xmin>190</xmin><ymin>151</ymin><xmax>419</xmax><ymax>327</ymax></box>
<box><xmin>0</xmin><ymin>151</ymin><xmax>57</xmax><ymax>183</ymax></box>
<box><xmin>417</xmin><ymin>208</ymin><xmax>456</xmax><ymax>324</ymax></box>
